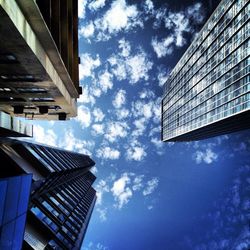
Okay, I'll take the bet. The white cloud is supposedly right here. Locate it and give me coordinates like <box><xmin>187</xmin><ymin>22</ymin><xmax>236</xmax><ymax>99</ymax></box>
<box><xmin>139</xmin><ymin>89</ymin><xmax>155</xmax><ymax>99</ymax></box>
<box><xmin>157</xmin><ymin>67</ymin><xmax>170</xmax><ymax>87</ymax></box>
<box><xmin>95</xmin><ymin>180</ymin><xmax>109</xmax><ymax>205</ymax></box>
<box><xmin>118</xmin><ymin>38</ymin><xmax>131</xmax><ymax>57</ymax></box>
<box><xmin>151</xmin><ymin>36</ymin><xmax>174</xmax><ymax>58</ymax></box>
<box><xmin>83</xmin><ymin>242</ymin><xmax>109</xmax><ymax>250</ymax></box>
<box><xmin>151</xmin><ymin>3</ymin><xmax>205</xmax><ymax>57</ymax></box>
<box><xmin>78</xmin><ymin>0</ymin><xmax>87</xmax><ymax>19</ymax></box>
<box><xmin>116</xmin><ymin>109</ymin><xmax>129</xmax><ymax>121</ymax></box>
<box><xmin>98</xmin><ymin>70</ymin><xmax>113</xmax><ymax>93</ymax></box>
<box><xmin>96</xmin><ymin>146</ymin><xmax>120</xmax><ymax>160</ymax></box>
<box><xmin>105</xmin><ymin>122</ymin><xmax>129</xmax><ymax>143</ymax></box>
<box><xmin>79</xmin><ymin>53</ymin><xmax>101</xmax><ymax>80</ymax></box>
<box><xmin>144</xmin><ymin>0</ymin><xmax>154</xmax><ymax>13</ymax></box>
<box><xmin>108</xmin><ymin>40</ymin><xmax>153</xmax><ymax>84</ymax></box>
<box><xmin>132</xmin><ymin>175</ymin><xmax>144</xmax><ymax>191</ymax></box>
<box><xmin>93</xmin><ymin>108</ymin><xmax>105</xmax><ymax>122</ymax></box>
<box><xmin>75</xmin><ymin>105</ymin><xmax>91</xmax><ymax>128</ymax></box>
<box><xmin>194</xmin><ymin>148</ymin><xmax>218</xmax><ymax>164</ymax></box>
<box><xmin>151</xmin><ymin>137</ymin><xmax>163</xmax><ymax>149</ymax></box>
<box><xmin>132</xmin><ymin>117</ymin><xmax>147</xmax><ymax>137</ymax></box>
<box><xmin>111</xmin><ymin>173</ymin><xmax>133</xmax><ymax>209</ymax></box>
<box><xmin>96</xmin><ymin>208</ymin><xmax>108</xmax><ymax>222</ymax></box>
<box><xmin>187</xmin><ymin>3</ymin><xmax>204</xmax><ymax>24</ymax></box>
<box><xmin>94</xmin><ymin>0</ymin><xmax>143</xmax><ymax>41</ymax></box>
<box><xmin>78</xmin><ymin>85</ymin><xmax>96</xmax><ymax>106</ymax></box>
<box><xmin>126</xmin><ymin>140</ymin><xmax>147</xmax><ymax>161</ymax></box>
<box><xmin>79</xmin><ymin>21</ymin><xmax>95</xmax><ymax>38</ymax></box>
<box><xmin>32</xmin><ymin>125</ymin><xmax>57</xmax><ymax>147</ymax></box>
<box><xmin>91</xmin><ymin>124</ymin><xmax>105</xmax><ymax>136</ymax></box>
<box><xmin>59</xmin><ymin>129</ymin><xmax>95</xmax><ymax>155</ymax></box>
<box><xmin>165</xmin><ymin>12</ymin><xmax>190</xmax><ymax>47</ymax></box>
<box><xmin>112</xmin><ymin>89</ymin><xmax>126</xmax><ymax>108</ymax></box>
<box><xmin>126</xmin><ymin>50</ymin><xmax>153</xmax><ymax>84</ymax></box>
<box><xmin>143</xmin><ymin>178</ymin><xmax>159</xmax><ymax>196</ymax></box>
<box><xmin>88</xmin><ymin>0</ymin><xmax>106</xmax><ymax>11</ymax></box>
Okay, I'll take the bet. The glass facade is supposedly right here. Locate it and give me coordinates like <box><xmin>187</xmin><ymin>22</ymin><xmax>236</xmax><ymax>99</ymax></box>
<box><xmin>0</xmin><ymin>174</ymin><xmax>32</xmax><ymax>250</ymax></box>
<box><xmin>162</xmin><ymin>0</ymin><xmax>250</xmax><ymax>141</ymax></box>
<box><xmin>30</xmin><ymin>173</ymin><xmax>96</xmax><ymax>250</ymax></box>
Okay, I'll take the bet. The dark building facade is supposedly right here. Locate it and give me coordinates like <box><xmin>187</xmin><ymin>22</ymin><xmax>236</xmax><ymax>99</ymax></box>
<box><xmin>0</xmin><ymin>0</ymin><xmax>80</xmax><ymax>120</ymax></box>
<box><xmin>162</xmin><ymin>0</ymin><xmax>250</xmax><ymax>141</ymax></box>
<box><xmin>0</xmin><ymin>139</ymin><xmax>96</xmax><ymax>250</ymax></box>
<box><xmin>0</xmin><ymin>174</ymin><xmax>32</xmax><ymax>250</ymax></box>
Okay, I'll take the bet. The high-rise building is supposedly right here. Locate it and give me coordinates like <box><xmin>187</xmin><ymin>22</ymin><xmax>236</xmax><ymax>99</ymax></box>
<box><xmin>0</xmin><ymin>139</ymin><xmax>96</xmax><ymax>250</ymax></box>
<box><xmin>162</xmin><ymin>0</ymin><xmax>250</xmax><ymax>141</ymax></box>
<box><xmin>0</xmin><ymin>0</ymin><xmax>80</xmax><ymax>120</ymax></box>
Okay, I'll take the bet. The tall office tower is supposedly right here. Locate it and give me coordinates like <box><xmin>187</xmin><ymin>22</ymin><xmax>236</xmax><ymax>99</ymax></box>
<box><xmin>162</xmin><ymin>0</ymin><xmax>250</xmax><ymax>141</ymax></box>
<box><xmin>0</xmin><ymin>139</ymin><xmax>96</xmax><ymax>250</ymax></box>
<box><xmin>0</xmin><ymin>0</ymin><xmax>80</xmax><ymax>120</ymax></box>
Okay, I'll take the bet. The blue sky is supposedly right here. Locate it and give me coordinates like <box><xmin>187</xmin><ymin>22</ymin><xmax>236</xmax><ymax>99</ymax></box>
<box><xmin>30</xmin><ymin>0</ymin><xmax>250</xmax><ymax>249</ymax></box>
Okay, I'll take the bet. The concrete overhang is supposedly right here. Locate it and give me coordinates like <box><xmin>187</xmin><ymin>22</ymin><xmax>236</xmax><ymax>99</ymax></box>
<box><xmin>0</xmin><ymin>0</ymin><xmax>78</xmax><ymax>120</ymax></box>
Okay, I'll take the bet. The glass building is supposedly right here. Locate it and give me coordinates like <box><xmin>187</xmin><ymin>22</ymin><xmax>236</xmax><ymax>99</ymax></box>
<box><xmin>0</xmin><ymin>139</ymin><xmax>96</xmax><ymax>250</ymax></box>
<box><xmin>0</xmin><ymin>175</ymin><xmax>32</xmax><ymax>250</ymax></box>
<box><xmin>162</xmin><ymin>0</ymin><xmax>250</xmax><ymax>141</ymax></box>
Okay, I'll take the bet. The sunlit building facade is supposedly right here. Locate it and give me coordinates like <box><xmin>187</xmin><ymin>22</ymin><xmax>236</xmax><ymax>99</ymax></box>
<box><xmin>162</xmin><ymin>0</ymin><xmax>250</xmax><ymax>141</ymax></box>
<box><xmin>0</xmin><ymin>139</ymin><xmax>96</xmax><ymax>250</ymax></box>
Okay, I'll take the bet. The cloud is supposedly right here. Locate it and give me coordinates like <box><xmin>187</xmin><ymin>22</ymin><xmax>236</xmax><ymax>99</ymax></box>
<box><xmin>79</xmin><ymin>53</ymin><xmax>101</xmax><ymax>80</ymax></box>
<box><xmin>132</xmin><ymin>175</ymin><xmax>144</xmax><ymax>191</ymax></box>
<box><xmin>194</xmin><ymin>148</ymin><xmax>218</xmax><ymax>164</ymax></box>
<box><xmin>139</xmin><ymin>89</ymin><xmax>155</xmax><ymax>99</ymax></box>
<box><xmin>115</xmin><ymin>108</ymin><xmax>130</xmax><ymax>120</ymax></box>
<box><xmin>96</xmin><ymin>208</ymin><xmax>108</xmax><ymax>222</ymax></box>
<box><xmin>98</xmin><ymin>70</ymin><xmax>113</xmax><ymax>93</ymax></box>
<box><xmin>151</xmin><ymin>3</ymin><xmax>205</xmax><ymax>58</ymax></box>
<box><xmin>88</xmin><ymin>0</ymin><xmax>106</xmax><ymax>11</ymax></box>
<box><xmin>94</xmin><ymin>0</ymin><xmax>143</xmax><ymax>41</ymax></box>
<box><xmin>112</xmin><ymin>89</ymin><xmax>126</xmax><ymax>108</ymax></box>
<box><xmin>111</xmin><ymin>173</ymin><xmax>133</xmax><ymax>209</ymax></box>
<box><xmin>126</xmin><ymin>140</ymin><xmax>147</xmax><ymax>161</ymax></box>
<box><xmin>91</xmin><ymin>124</ymin><xmax>105</xmax><ymax>136</ymax></box>
<box><xmin>143</xmin><ymin>0</ymin><xmax>154</xmax><ymax>14</ymax></box>
<box><xmin>187</xmin><ymin>3</ymin><xmax>204</xmax><ymax>24</ymax></box>
<box><xmin>96</xmin><ymin>146</ymin><xmax>120</xmax><ymax>160</ymax></box>
<box><xmin>132</xmin><ymin>117</ymin><xmax>147</xmax><ymax>137</ymax></box>
<box><xmin>78</xmin><ymin>85</ymin><xmax>96</xmax><ymax>106</ymax></box>
<box><xmin>143</xmin><ymin>178</ymin><xmax>159</xmax><ymax>196</ymax></box>
<box><xmin>32</xmin><ymin>125</ymin><xmax>57</xmax><ymax>147</ymax></box>
<box><xmin>105</xmin><ymin>121</ymin><xmax>129</xmax><ymax>143</ymax></box>
<box><xmin>93</xmin><ymin>108</ymin><xmax>105</xmax><ymax>122</ymax></box>
<box><xmin>157</xmin><ymin>66</ymin><xmax>170</xmax><ymax>87</ymax></box>
<box><xmin>78</xmin><ymin>0</ymin><xmax>87</xmax><ymax>18</ymax></box>
<box><xmin>59</xmin><ymin>129</ymin><xmax>95</xmax><ymax>156</ymax></box>
<box><xmin>79</xmin><ymin>21</ymin><xmax>95</xmax><ymax>39</ymax></box>
<box><xmin>108</xmin><ymin>39</ymin><xmax>153</xmax><ymax>84</ymax></box>
<box><xmin>75</xmin><ymin>106</ymin><xmax>92</xmax><ymax>128</ymax></box>
<box><xmin>95</xmin><ymin>179</ymin><xmax>110</xmax><ymax>205</ymax></box>
<box><xmin>83</xmin><ymin>241</ymin><xmax>109</xmax><ymax>250</ymax></box>
<box><xmin>151</xmin><ymin>36</ymin><xmax>174</xmax><ymax>58</ymax></box>
<box><xmin>126</xmin><ymin>50</ymin><xmax>153</xmax><ymax>84</ymax></box>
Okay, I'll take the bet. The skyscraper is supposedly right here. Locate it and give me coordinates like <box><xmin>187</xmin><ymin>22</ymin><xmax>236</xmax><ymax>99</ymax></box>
<box><xmin>0</xmin><ymin>0</ymin><xmax>80</xmax><ymax>120</ymax></box>
<box><xmin>0</xmin><ymin>139</ymin><xmax>96</xmax><ymax>250</ymax></box>
<box><xmin>162</xmin><ymin>0</ymin><xmax>249</xmax><ymax>141</ymax></box>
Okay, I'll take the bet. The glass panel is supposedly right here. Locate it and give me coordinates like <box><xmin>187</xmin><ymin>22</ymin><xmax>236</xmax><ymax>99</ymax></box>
<box><xmin>2</xmin><ymin>177</ymin><xmax>21</xmax><ymax>224</ymax></box>
<box><xmin>0</xmin><ymin>181</ymin><xmax>7</xmax><ymax>225</ymax></box>
<box><xmin>12</xmin><ymin>213</ymin><xmax>26</xmax><ymax>250</ymax></box>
